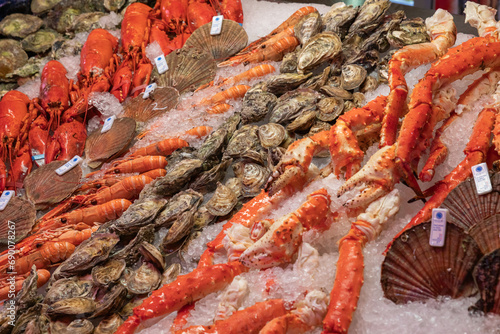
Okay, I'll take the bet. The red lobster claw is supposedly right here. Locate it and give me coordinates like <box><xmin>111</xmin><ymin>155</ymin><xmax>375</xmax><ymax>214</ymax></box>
<box><xmin>111</xmin><ymin>64</ymin><xmax>134</xmax><ymax>102</ymax></box>
<box><xmin>45</xmin><ymin>120</ymin><xmax>87</xmax><ymax>163</ymax></box>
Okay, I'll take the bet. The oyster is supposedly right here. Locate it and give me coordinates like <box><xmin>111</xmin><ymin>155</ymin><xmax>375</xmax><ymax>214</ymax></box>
<box><xmin>297</xmin><ymin>32</ymin><xmax>342</xmax><ymax>73</ymax></box>
<box><xmin>233</xmin><ymin>161</ymin><xmax>270</xmax><ymax>198</ymax></box>
<box><xmin>360</xmin><ymin>75</ymin><xmax>379</xmax><ymax>93</ymax></box>
<box><xmin>388</xmin><ymin>18</ymin><xmax>430</xmax><ymax>48</ymax></box>
<box><xmin>381</xmin><ymin>222</ymin><xmax>481</xmax><ymax>304</ymax></box>
<box><xmin>104</xmin><ymin>0</ymin><xmax>126</xmax><ymax>11</ymax></box>
<box><xmin>258</xmin><ymin>123</ymin><xmax>291</xmax><ymax>148</ymax></box>
<box><xmin>327</xmin><ymin>75</ymin><xmax>342</xmax><ymax>87</ymax></box>
<box><xmin>123</xmin><ymin>87</ymin><xmax>180</xmax><ymax>122</ymax></box>
<box><xmin>189</xmin><ymin>159</ymin><xmax>232</xmax><ymax>194</ymax></box>
<box><xmin>156</xmin><ymin>47</ymin><xmax>217</xmax><ymax>93</ymax></box>
<box><xmin>161</xmin><ymin>210</ymin><xmax>196</xmax><ymax>247</ymax></box>
<box><xmin>0</xmin><ymin>39</ymin><xmax>28</xmax><ymax>81</ymax></box>
<box><xmin>92</xmin><ymin>259</ymin><xmax>127</xmax><ymax>286</ymax></box>
<box><xmin>50</xmin><ymin>319</ymin><xmax>94</xmax><ymax>334</ymax></box>
<box><xmin>0</xmin><ymin>196</ymin><xmax>35</xmax><ymax>244</ymax></box>
<box><xmin>280</xmin><ymin>49</ymin><xmax>298</xmax><ymax>73</ymax></box>
<box><xmin>347</xmin><ymin>0</ymin><xmax>391</xmax><ymax>37</ymax></box>
<box><xmin>470</xmin><ymin>249</ymin><xmax>500</xmax><ymax>314</ymax></box>
<box><xmin>21</xmin><ymin>29</ymin><xmax>61</xmax><ymax>53</ymax></box>
<box><xmin>196</xmin><ymin>127</ymin><xmax>227</xmax><ymax>161</ymax></box>
<box><xmin>7</xmin><ymin>56</ymin><xmax>44</xmax><ymax>80</ymax></box>
<box><xmin>316</xmin><ymin>97</ymin><xmax>344</xmax><ymax>122</ymax></box>
<box><xmin>286</xmin><ymin>107</ymin><xmax>317</xmax><ymax>133</ymax></box>
<box><xmin>55</xmin><ymin>8</ymin><xmax>81</xmax><ymax>33</ymax></box>
<box><xmin>220</xmin><ymin>112</ymin><xmax>241</xmax><ymax>142</ymax></box>
<box><xmin>152</xmin><ymin>158</ymin><xmax>204</xmax><ymax>197</ymax></box>
<box><xmin>299</xmin><ymin>66</ymin><xmax>330</xmax><ymax>91</ymax></box>
<box><xmin>71</xmin><ymin>12</ymin><xmax>106</xmax><ymax>33</ymax></box>
<box><xmin>111</xmin><ymin>198</ymin><xmax>168</xmax><ymax>235</ymax></box>
<box><xmin>24</xmin><ymin>160</ymin><xmax>82</xmax><ymax>210</ymax></box>
<box><xmin>240</xmin><ymin>83</ymin><xmax>277</xmax><ymax>124</ymax></box>
<box><xmin>263</xmin><ymin>73</ymin><xmax>313</xmax><ymax>96</ymax></box>
<box><xmin>0</xmin><ymin>14</ymin><xmax>43</xmax><ymax>38</ymax></box>
<box><xmin>44</xmin><ymin>277</ymin><xmax>93</xmax><ymax>304</ymax></box>
<box><xmin>155</xmin><ymin>189</ymin><xmax>203</xmax><ymax>228</ymax></box>
<box><xmin>85</xmin><ymin>117</ymin><xmax>136</xmax><ymax>168</ymax></box>
<box><xmin>322</xmin><ymin>3</ymin><xmax>358</xmax><ymax>38</ymax></box>
<box><xmin>123</xmin><ymin>262</ymin><xmax>162</xmax><ymax>295</ymax></box>
<box><xmin>140</xmin><ymin>241</ymin><xmax>166</xmax><ymax>270</ymax></box>
<box><xmin>294</xmin><ymin>12</ymin><xmax>322</xmax><ymax>45</ymax></box>
<box><xmin>47</xmin><ymin>297</ymin><xmax>96</xmax><ymax>316</ymax></box>
<box><xmin>344</xmin><ymin>100</ymin><xmax>356</xmax><ymax>112</ymax></box>
<box><xmin>95</xmin><ymin>314</ymin><xmax>124</xmax><ymax>334</ymax></box>
<box><xmin>341</xmin><ymin>65</ymin><xmax>367</xmax><ymax>90</ymax></box>
<box><xmin>270</xmin><ymin>88</ymin><xmax>323</xmax><ymax>125</ymax></box>
<box><xmin>184</xmin><ymin>19</ymin><xmax>248</xmax><ymax>62</ymax></box>
<box><xmin>111</xmin><ymin>225</ymin><xmax>155</xmax><ymax>265</ymax></box>
<box><xmin>51</xmin><ymin>35</ymin><xmax>83</xmax><ymax>58</ymax></box>
<box><xmin>162</xmin><ymin>263</ymin><xmax>181</xmax><ymax>285</ymax></box>
<box><xmin>92</xmin><ymin>285</ymin><xmax>128</xmax><ymax>318</ymax></box>
<box><xmin>225</xmin><ymin>177</ymin><xmax>243</xmax><ymax>200</ymax></box>
<box><xmin>224</xmin><ymin>124</ymin><xmax>265</xmax><ymax>163</ymax></box>
<box><xmin>57</xmin><ymin>233</ymin><xmax>120</xmax><ymax>276</ymax></box>
<box><xmin>206</xmin><ymin>182</ymin><xmax>238</xmax><ymax>216</ymax></box>
<box><xmin>193</xmin><ymin>205</ymin><xmax>216</xmax><ymax>230</ymax></box>
<box><xmin>352</xmin><ymin>92</ymin><xmax>365</xmax><ymax>107</ymax></box>
<box><xmin>320</xmin><ymin>85</ymin><xmax>352</xmax><ymax>100</ymax></box>
<box><xmin>31</xmin><ymin>0</ymin><xmax>63</xmax><ymax>14</ymax></box>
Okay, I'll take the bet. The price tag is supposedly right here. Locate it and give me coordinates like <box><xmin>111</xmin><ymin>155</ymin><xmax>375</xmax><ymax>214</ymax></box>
<box><xmin>429</xmin><ymin>208</ymin><xmax>447</xmax><ymax>247</ymax></box>
<box><xmin>56</xmin><ymin>156</ymin><xmax>83</xmax><ymax>176</ymax></box>
<box><xmin>143</xmin><ymin>83</ymin><xmax>157</xmax><ymax>99</ymax></box>
<box><xmin>155</xmin><ymin>55</ymin><xmax>169</xmax><ymax>74</ymax></box>
<box><xmin>210</xmin><ymin>15</ymin><xmax>224</xmax><ymax>35</ymax></box>
<box><xmin>471</xmin><ymin>162</ymin><xmax>492</xmax><ymax>195</ymax></box>
<box><xmin>0</xmin><ymin>191</ymin><xmax>14</xmax><ymax>211</ymax></box>
<box><xmin>101</xmin><ymin>115</ymin><xmax>116</xmax><ymax>133</ymax></box>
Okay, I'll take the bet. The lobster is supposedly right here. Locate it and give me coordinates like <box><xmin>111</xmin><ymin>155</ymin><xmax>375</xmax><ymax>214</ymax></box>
<box><xmin>44</xmin><ymin>120</ymin><xmax>87</xmax><ymax>164</ymax></box>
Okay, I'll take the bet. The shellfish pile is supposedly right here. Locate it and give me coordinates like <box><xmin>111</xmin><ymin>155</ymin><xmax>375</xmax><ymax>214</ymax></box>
<box><xmin>4</xmin><ymin>0</ymin><xmax>500</xmax><ymax>333</ymax></box>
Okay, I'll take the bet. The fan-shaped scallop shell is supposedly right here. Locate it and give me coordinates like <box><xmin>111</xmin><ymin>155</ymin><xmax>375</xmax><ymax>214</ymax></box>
<box><xmin>0</xmin><ymin>196</ymin><xmax>36</xmax><ymax>244</ymax></box>
<box><xmin>85</xmin><ymin>117</ymin><xmax>136</xmax><ymax>169</ymax></box>
<box><xmin>184</xmin><ymin>19</ymin><xmax>248</xmax><ymax>63</ymax></box>
<box><xmin>123</xmin><ymin>87</ymin><xmax>180</xmax><ymax>122</ymax></box>
<box><xmin>381</xmin><ymin>222</ymin><xmax>481</xmax><ymax>304</ymax></box>
<box><xmin>25</xmin><ymin>160</ymin><xmax>82</xmax><ymax>209</ymax></box>
<box><xmin>470</xmin><ymin>249</ymin><xmax>500</xmax><ymax>314</ymax></box>
<box><xmin>441</xmin><ymin>173</ymin><xmax>500</xmax><ymax>231</ymax></box>
<box><xmin>469</xmin><ymin>214</ymin><xmax>500</xmax><ymax>254</ymax></box>
<box><xmin>156</xmin><ymin>47</ymin><xmax>217</xmax><ymax>93</ymax></box>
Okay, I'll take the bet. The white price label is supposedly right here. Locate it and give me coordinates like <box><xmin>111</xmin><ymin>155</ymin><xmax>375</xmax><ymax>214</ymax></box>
<box><xmin>210</xmin><ymin>15</ymin><xmax>224</xmax><ymax>35</ymax></box>
<box><xmin>430</xmin><ymin>208</ymin><xmax>447</xmax><ymax>247</ymax></box>
<box><xmin>101</xmin><ymin>115</ymin><xmax>117</xmax><ymax>133</ymax></box>
<box><xmin>56</xmin><ymin>156</ymin><xmax>83</xmax><ymax>176</ymax></box>
<box><xmin>0</xmin><ymin>191</ymin><xmax>14</xmax><ymax>211</ymax></box>
<box><xmin>472</xmin><ymin>163</ymin><xmax>492</xmax><ymax>195</ymax></box>
<box><xmin>155</xmin><ymin>55</ymin><xmax>169</xmax><ymax>74</ymax></box>
<box><xmin>143</xmin><ymin>83</ymin><xmax>157</xmax><ymax>99</ymax></box>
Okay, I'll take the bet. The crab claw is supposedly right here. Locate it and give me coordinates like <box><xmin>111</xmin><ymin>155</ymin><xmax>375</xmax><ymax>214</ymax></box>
<box><xmin>337</xmin><ymin>145</ymin><xmax>399</xmax><ymax>209</ymax></box>
<box><xmin>266</xmin><ymin>131</ymin><xmax>329</xmax><ymax>196</ymax></box>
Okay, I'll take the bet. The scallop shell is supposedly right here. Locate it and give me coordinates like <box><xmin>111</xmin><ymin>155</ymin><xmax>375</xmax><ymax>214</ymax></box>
<box><xmin>469</xmin><ymin>214</ymin><xmax>500</xmax><ymax>254</ymax></box>
<box><xmin>206</xmin><ymin>182</ymin><xmax>238</xmax><ymax>216</ymax></box>
<box><xmin>470</xmin><ymin>249</ymin><xmax>500</xmax><ymax>314</ymax></box>
<box><xmin>184</xmin><ymin>19</ymin><xmax>248</xmax><ymax>63</ymax></box>
<box><xmin>85</xmin><ymin>117</ymin><xmax>136</xmax><ymax>169</ymax></box>
<box><xmin>258</xmin><ymin>123</ymin><xmax>288</xmax><ymax>148</ymax></box>
<box><xmin>24</xmin><ymin>160</ymin><xmax>82</xmax><ymax>210</ymax></box>
<box><xmin>381</xmin><ymin>222</ymin><xmax>481</xmax><ymax>304</ymax></box>
<box><xmin>441</xmin><ymin>173</ymin><xmax>500</xmax><ymax>231</ymax></box>
<box><xmin>0</xmin><ymin>196</ymin><xmax>36</xmax><ymax>244</ymax></box>
<box><xmin>123</xmin><ymin>87</ymin><xmax>179</xmax><ymax>122</ymax></box>
<box><xmin>156</xmin><ymin>47</ymin><xmax>217</xmax><ymax>93</ymax></box>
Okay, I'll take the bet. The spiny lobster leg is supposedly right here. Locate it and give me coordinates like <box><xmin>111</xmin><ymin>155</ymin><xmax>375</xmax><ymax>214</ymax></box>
<box><xmin>323</xmin><ymin>190</ymin><xmax>400</xmax><ymax>334</ymax></box>
<box><xmin>116</xmin><ymin>261</ymin><xmax>247</xmax><ymax>334</ymax></box>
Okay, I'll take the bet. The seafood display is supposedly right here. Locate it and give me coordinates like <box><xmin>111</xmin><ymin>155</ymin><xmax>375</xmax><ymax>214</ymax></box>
<box><xmin>4</xmin><ymin>0</ymin><xmax>500</xmax><ymax>333</ymax></box>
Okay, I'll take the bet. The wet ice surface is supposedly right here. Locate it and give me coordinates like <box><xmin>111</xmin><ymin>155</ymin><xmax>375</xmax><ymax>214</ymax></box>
<box><xmin>138</xmin><ymin>30</ymin><xmax>500</xmax><ymax>333</ymax></box>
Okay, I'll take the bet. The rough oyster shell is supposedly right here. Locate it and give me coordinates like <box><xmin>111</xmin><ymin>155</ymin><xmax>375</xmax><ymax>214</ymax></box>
<box><xmin>320</xmin><ymin>85</ymin><xmax>353</xmax><ymax>100</ymax></box>
<box><xmin>21</xmin><ymin>29</ymin><xmax>61</xmax><ymax>53</ymax></box>
<box><xmin>387</xmin><ymin>18</ymin><xmax>430</xmax><ymax>48</ymax></box>
<box><xmin>0</xmin><ymin>14</ymin><xmax>43</xmax><ymax>38</ymax></box>
<box><xmin>294</xmin><ymin>12</ymin><xmax>322</xmax><ymax>45</ymax></box>
<box><xmin>94</xmin><ymin>314</ymin><xmax>124</xmax><ymax>334</ymax></box>
<box><xmin>441</xmin><ymin>173</ymin><xmax>500</xmax><ymax>231</ymax></box>
<box><xmin>241</xmin><ymin>83</ymin><xmax>277</xmax><ymax>124</ymax></box>
<box><xmin>31</xmin><ymin>0</ymin><xmax>63</xmax><ymax>14</ymax></box>
<box><xmin>156</xmin><ymin>47</ymin><xmax>216</xmax><ymax>93</ymax></box>
<box><xmin>206</xmin><ymin>182</ymin><xmax>238</xmax><ymax>216</ymax></box>
<box><xmin>280</xmin><ymin>50</ymin><xmax>298</xmax><ymax>73</ymax></box>
<box><xmin>161</xmin><ymin>210</ymin><xmax>196</xmax><ymax>248</ymax></box>
<box><xmin>0</xmin><ymin>196</ymin><xmax>35</xmax><ymax>244</ymax></box>
<box><xmin>233</xmin><ymin>161</ymin><xmax>270</xmax><ymax>198</ymax></box>
<box><xmin>47</xmin><ymin>297</ymin><xmax>96</xmax><ymax>316</ymax></box>
<box><xmin>91</xmin><ymin>284</ymin><xmax>128</xmax><ymax>318</ymax></box>
<box><xmin>155</xmin><ymin>189</ymin><xmax>203</xmax><ymax>229</ymax></box>
<box><xmin>286</xmin><ymin>107</ymin><xmax>317</xmax><ymax>133</ymax></box>
<box><xmin>316</xmin><ymin>97</ymin><xmax>344</xmax><ymax>122</ymax></box>
<box><xmin>140</xmin><ymin>241</ymin><xmax>166</xmax><ymax>270</ymax></box>
<box><xmin>360</xmin><ymin>75</ymin><xmax>379</xmax><ymax>93</ymax></box>
<box><xmin>85</xmin><ymin>117</ymin><xmax>136</xmax><ymax>168</ymax></box>
<box><xmin>258</xmin><ymin>123</ymin><xmax>289</xmax><ymax>148</ymax></box>
<box><xmin>322</xmin><ymin>3</ymin><xmax>358</xmax><ymax>38</ymax></box>
<box><xmin>347</xmin><ymin>0</ymin><xmax>391</xmax><ymax>36</ymax></box>
<box><xmin>0</xmin><ymin>39</ymin><xmax>28</xmax><ymax>81</ymax></box>
<box><xmin>341</xmin><ymin>65</ymin><xmax>367</xmax><ymax>90</ymax></box>
<box><xmin>189</xmin><ymin>159</ymin><xmax>231</xmax><ymax>194</ymax></box>
<box><xmin>297</xmin><ymin>32</ymin><xmax>342</xmax><ymax>73</ymax></box>
<box><xmin>24</xmin><ymin>160</ymin><xmax>82</xmax><ymax>210</ymax></box>
<box><xmin>224</xmin><ymin>124</ymin><xmax>265</xmax><ymax>163</ymax></box>
<box><xmin>123</xmin><ymin>87</ymin><xmax>180</xmax><ymax>122</ymax></box>
<box><xmin>44</xmin><ymin>278</ymin><xmax>93</xmax><ymax>305</ymax></box>
<box><xmin>381</xmin><ymin>222</ymin><xmax>481</xmax><ymax>304</ymax></box>
<box><xmin>263</xmin><ymin>73</ymin><xmax>313</xmax><ymax>96</ymax></box>
<box><xmin>122</xmin><ymin>262</ymin><xmax>161</xmax><ymax>295</ymax></box>
<box><xmin>50</xmin><ymin>319</ymin><xmax>94</xmax><ymax>334</ymax></box>
<box><xmin>91</xmin><ymin>259</ymin><xmax>126</xmax><ymax>286</ymax></box>
<box><xmin>184</xmin><ymin>19</ymin><xmax>248</xmax><ymax>63</ymax></box>
<box><xmin>470</xmin><ymin>249</ymin><xmax>500</xmax><ymax>314</ymax></box>
<box><xmin>71</xmin><ymin>12</ymin><xmax>106</xmax><ymax>33</ymax></box>
<box><xmin>111</xmin><ymin>225</ymin><xmax>155</xmax><ymax>265</ymax></box>
<box><xmin>270</xmin><ymin>88</ymin><xmax>323</xmax><ymax>125</ymax></box>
